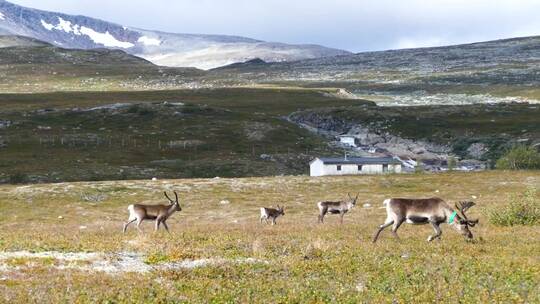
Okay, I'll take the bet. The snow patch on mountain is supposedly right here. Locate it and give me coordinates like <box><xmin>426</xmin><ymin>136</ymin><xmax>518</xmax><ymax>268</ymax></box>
<box><xmin>41</xmin><ymin>19</ymin><xmax>54</xmax><ymax>31</ymax></box>
<box><xmin>39</xmin><ymin>17</ymin><xmax>133</xmax><ymax>48</ymax></box>
<box><xmin>79</xmin><ymin>26</ymin><xmax>134</xmax><ymax>48</ymax></box>
<box><xmin>138</xmin><ymin>36</ymin><xmax>161</xmax><ymax>46</ymax></box>
<box><xmin>41</xmin><ymin>17</ymin><xmax>79</xmax><ymax>34</ymax></box>
<box><xmin>0</xmin><ymin>11</ymin><xmax>5</xmax><ymax>20</ymax></box>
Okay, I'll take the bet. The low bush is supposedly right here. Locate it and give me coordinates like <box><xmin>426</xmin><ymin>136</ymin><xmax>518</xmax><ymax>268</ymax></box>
<box><xmin>495</xmin><ymin>145</ymin><xmax>540</xmax><ymax>170</ymax></box>
<box><xmin>489</xmin><ymin>187</ymin><xmax>539</xmax><ymax>226</ymax></box>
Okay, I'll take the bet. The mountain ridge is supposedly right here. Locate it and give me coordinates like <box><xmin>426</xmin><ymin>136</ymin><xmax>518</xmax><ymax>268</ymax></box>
<box><xmin>0</xmin><ymin>0</ymin><xmax>350</xmax><ymax>69</ymax></box>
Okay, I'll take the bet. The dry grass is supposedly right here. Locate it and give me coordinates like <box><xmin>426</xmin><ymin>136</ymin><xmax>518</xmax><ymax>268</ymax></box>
<box><xmin>0</xmin><ymin>171</ymin><xmax>539</xmax><ymax>303</ymax></box>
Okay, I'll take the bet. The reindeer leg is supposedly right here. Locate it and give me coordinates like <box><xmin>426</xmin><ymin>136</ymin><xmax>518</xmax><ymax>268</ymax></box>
<box><xmin>391</xmin><ymin>218</ymin><xmax>405</xmax><ymax>240</ymax></box>
<box><xmin>272</xmin><ymin>217</ymin><xmax>276</xmax><ymax>225</ymax></box>
<box><xmin>340</xmin><ymin>212</ymin><xmax>345</xmax><ymax>224</ymax></box>
<box><xmin>123</xmin><ymin>219</ymin><xmax>136</xmax><ymax>233</ymax></box>
<box><xmin>372</xmin><ymin>220</ymin><xmax>394</xmax><ymax>243</ymax></box>
<box><xmin>319</xmin><ymin>209</ymin><xmax>327</xmax><ymax>223</ymax></box>
<box><xmin>155</xmin><ymin>218</ymin><xmax>161</xmax><ymax>231</ymax></box>
<box><xmin>136</xmin><ymin>218</ymin><xmax>144</xmax><ymax>233</ymax></box>
<box><xmin>162</xmin><ymin>221</ymin><xmax>170</xmax><ymax>234</ymax></box>
<box><xmin>427</xmin><ymin>221</ymin><xmax>442</xmax><ymax>242</ymax></box>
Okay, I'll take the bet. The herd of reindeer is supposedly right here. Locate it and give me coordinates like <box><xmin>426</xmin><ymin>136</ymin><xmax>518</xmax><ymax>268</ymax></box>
<box><xmin>122</xmin><ymin>191</ymin><xmax>479</xmax><ymax>242</ymax></box>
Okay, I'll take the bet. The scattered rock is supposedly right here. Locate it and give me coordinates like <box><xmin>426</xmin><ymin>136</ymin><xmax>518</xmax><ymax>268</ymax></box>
<box><xmin>260</xmin><ymin>154</ymin><xmax>272</xmax><ymax>161</ymax></box>
<box><xmin>220</xmin><ymin>200</ymin><xmax>230</xmax><ymax>205</ymax></box>
<box><xmin>467</xmin><ymin>143</ymin><xmax>488</xmax><ymax>158</ymax></box>
<box><xmin>355</xmin><ymin>281</ymin><xmax>366</xmax><ymax>292</ymax></box>
<box><xmin>0</xmin><ymin>120</ymin><xmax>12</xmax><ymax>129</ymax></box>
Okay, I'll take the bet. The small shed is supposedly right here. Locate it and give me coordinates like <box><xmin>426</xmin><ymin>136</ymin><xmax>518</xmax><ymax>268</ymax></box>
<box><xmin>338</xmin><ymin>135</ymin><xmax>357</xmax><ymax>147</ymax></box>
<box><xmin>310</xmin><ymin>157</ymin><xmax>402</xmax><ymax>176</ymax></box>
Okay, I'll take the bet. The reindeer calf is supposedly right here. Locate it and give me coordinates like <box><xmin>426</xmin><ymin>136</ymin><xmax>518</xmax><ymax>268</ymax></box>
<box><xmin>260</xmin><ymin>205</ymin><xmax>285</xmax><ymax>225</ymax></box>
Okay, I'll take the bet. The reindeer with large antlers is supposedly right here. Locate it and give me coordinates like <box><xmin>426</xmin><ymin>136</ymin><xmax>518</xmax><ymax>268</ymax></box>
<box><xmin>317</xmin><ymin>193</ymin><xmax>359</xmax><ymax>224</ymax></box>
<box><xmin>372</xmin><ymin>198</ymin><xmax>479</xmax><ymax>242</ymax></box>
<box><xmin>122</xmin><ymin>191</ymin><xmax>182</xmax><ymax>233</ymax></box>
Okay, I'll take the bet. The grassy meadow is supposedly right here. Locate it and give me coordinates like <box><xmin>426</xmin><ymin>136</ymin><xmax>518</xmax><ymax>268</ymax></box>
<box><xmin>0</xmin><ymin>171</ymin><xmax>538</xmax><ymax>303</ymax></box>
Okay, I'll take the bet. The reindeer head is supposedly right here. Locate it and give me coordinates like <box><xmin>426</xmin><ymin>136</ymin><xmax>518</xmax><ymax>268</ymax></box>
<box><xmin>347</xmin><ymin>193</ymin><xmax>359</xmax><ymax>206</ymax></box>
<box><xmin>277</xmin><ymin>205</ymin><xmax>285</xmax><ymax>216</ymax></box>
<box><xmin>452</xmin><ymin>201</ymin><xmax>479</xmax><ymax>239</ymax></box>
<box><xmin>164</xmin><ymin>191</ymin><xmax>182</xmax><ymax>212</ymax></box>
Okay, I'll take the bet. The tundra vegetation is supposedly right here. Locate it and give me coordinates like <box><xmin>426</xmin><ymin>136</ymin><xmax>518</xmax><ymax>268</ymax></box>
<box><xmin>1</xmin><ymin>89</ymin><xmax>539</xmax><ymax>183</ymax></box>
<box><xmin>0</xmin><ymin>171</ymin><xmax>538</xmax><ymax>303</ymax></box>
<box><xmin>496</xmin><ymin>145</ymin><xmax>540</xmax><ymax>170</ymax></box>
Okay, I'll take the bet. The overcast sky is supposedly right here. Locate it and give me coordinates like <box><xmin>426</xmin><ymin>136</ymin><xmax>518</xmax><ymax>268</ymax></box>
<box><xmin>10</xmin><ymin>0</ymin><xmax>540</xmax><ymax>52</ymax></box>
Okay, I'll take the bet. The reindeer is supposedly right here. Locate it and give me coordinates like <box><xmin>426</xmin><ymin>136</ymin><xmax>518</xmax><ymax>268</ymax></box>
<box><xmin>122</xmin><ymin>191</ymin><xmax>182</xmax><ymax>233</ymax></box>
<box><xmin>372</xmin><ymin>198</ymin><xmax>479</xmax><ymax>242</ymax></box>
<box><xmin>260</xmin><ymin>205</ymin><xmax>285</xmax><ymax>225</ymax></box>
<box><xmin>317</xmin><ymin>193</ymin><xmax>359</xmax><ymax>224</ymax></box>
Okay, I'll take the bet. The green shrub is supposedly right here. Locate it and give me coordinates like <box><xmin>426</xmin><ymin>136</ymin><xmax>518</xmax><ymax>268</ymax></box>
<box><xmin>447</xmin><ymin>156</ymin><xmax>457</xmax><ymax>171</ymax></box>
<box><xmin>8</xmin><ymin>172</ymin><xmax>29</xmax><ymax>184</ymax></box>
<box><xmin>495</xmin><ymin>145</ymin><xmax>540</xmax><ymax>170</ymax></box>
<box><xmin>489</xmin><ymin>187</ymin><xmax>539</xmax><ymax>226</ymax></box>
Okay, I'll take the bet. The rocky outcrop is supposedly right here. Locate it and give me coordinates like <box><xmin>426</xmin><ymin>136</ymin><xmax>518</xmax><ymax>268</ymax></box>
<box><xmin>289</xmin><ymin>111</ymin><xmax>451</xmax><ymax>161</ymax></box>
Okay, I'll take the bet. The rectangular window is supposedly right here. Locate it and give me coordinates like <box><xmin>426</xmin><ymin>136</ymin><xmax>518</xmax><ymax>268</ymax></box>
<box><xmin>337</xmin><ymin>165</ymin><xmax>342</xmax><ymax>171</ymax></box>
<box><xmin>383</xmin><ymin>164</ymin><xmax>389</xmax><ymax>172</ymax></box>
<box><xmin>358</xmin><ymin>165</ymin><xmax>363</xmax><ymax>171</ymax></box>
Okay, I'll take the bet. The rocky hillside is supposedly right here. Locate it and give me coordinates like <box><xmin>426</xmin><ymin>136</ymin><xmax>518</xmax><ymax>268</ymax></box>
<box><xmin>0</xmin><ymin>0</ymin><xmax>350</xmax><ymax>69</ymax></box>
<box><xmin>289</xmin><ymin>102</ymin><xmax>540</xmax><ymax>168</ymax></box>
<box><xmin>212</xmin><ymin>36</ymin><xmax>540</xmax><ymax>105</ymax></box>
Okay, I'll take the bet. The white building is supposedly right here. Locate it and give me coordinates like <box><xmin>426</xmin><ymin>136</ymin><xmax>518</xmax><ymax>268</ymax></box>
<box><xmin>310</xmin><ymin>157</ymin><xmax>402</xmax><ymax>176</ymax></box>
<box><xmin>338</xmin><ymin>135</ymin><xmax>357</xmax><ymax>147</ymax></box>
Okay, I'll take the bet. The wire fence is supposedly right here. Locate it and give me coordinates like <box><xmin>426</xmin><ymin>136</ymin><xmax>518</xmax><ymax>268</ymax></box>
<box><xmin>1</xmin><ymin>134</ymin><xmax>332</xmax><ymax>157</ymax></box>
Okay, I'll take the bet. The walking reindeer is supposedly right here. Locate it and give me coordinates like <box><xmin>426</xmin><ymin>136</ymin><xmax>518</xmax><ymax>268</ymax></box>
<box><xmin>123</xmin><ymin>191</ymin><xmax>182</xmax><ymax>233</ymax></box>
<box><xmin>260</xmin><ymin>205</ymin><xmax>285</xmax><ymax>225</ymax></box>
<box><xmin>317</xmin><ymin>193</ymin><xmax>359</xmax><ymax>224</ymax></box>
<box><xmin>372</xmin><ymin>198</ymin><xmax>479</xmax><ymax>242</ymax></box>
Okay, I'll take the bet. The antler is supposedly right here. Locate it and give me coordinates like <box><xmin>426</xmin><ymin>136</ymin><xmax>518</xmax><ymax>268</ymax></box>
<box><xmin>174</xmin><ymin>191</ymin><xmax>179</xmax><ymax>203</ymax></box>
<box><xmin>455</xmin><ymin>201</ymin><xmax>475</xmax><ymax>219</ymax></box>
<box><xmin>455</xmin><ymin>201</ymin><xmax>478</xmax><ymax>226</ymax></box>
<box><xmin>164</xmin><ymin>191</ymin><xmax>175</xmax><ymax>203</ymax></box>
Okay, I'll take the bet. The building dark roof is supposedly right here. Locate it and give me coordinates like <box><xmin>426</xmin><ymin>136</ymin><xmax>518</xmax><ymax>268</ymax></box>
<box><xmin>311</xmin><ymin>157</ymin><xmax>401</xmax><ymax>165</ymax></box>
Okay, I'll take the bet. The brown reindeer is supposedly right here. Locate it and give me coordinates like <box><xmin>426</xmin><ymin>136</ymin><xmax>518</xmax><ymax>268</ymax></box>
<box><xmin>122</xmin><ymin>191</ymin><xmax>182</xmax><ymax>233</ymax></box>
<box><xmin>372</xmin><ymin>198</ymin><xmax>478</xmax><ymax>242</ymax></box>
<box><xmin>317</xmin><ymin>193</ymin><xmax>359</xmax><ymax>224</ymax></box>
<box><xmin>260</xmin><ymin>205</ymin><xmax>285</xmax><ymax>225</ymax></box>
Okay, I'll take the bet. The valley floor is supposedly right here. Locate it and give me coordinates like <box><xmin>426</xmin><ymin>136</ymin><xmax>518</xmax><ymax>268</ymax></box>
<box><xmin>0</xmin><ymin>171</ymin><xmax>538</xmax><ymax>303</ymax></box>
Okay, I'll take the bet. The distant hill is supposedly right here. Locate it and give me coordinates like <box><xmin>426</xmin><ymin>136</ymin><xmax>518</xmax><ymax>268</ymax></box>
<box><xmin>0</xmin><ymin>35</ymin><xmax>154</xmax><ymax>65</ymax></box>
<box><xmin>0</xmin><ymin>0</ymin><xmax>350</xmax><ymax>69</ymax></box>
<box><xmin>211</xmin><ymin>35</ymin><xmax>540</xmax><ymax>104</ymax></box>
<box><xmin>0</xmin><ymin>34</ymin><xmax>49</xmax><ymax>47</ymax></box>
